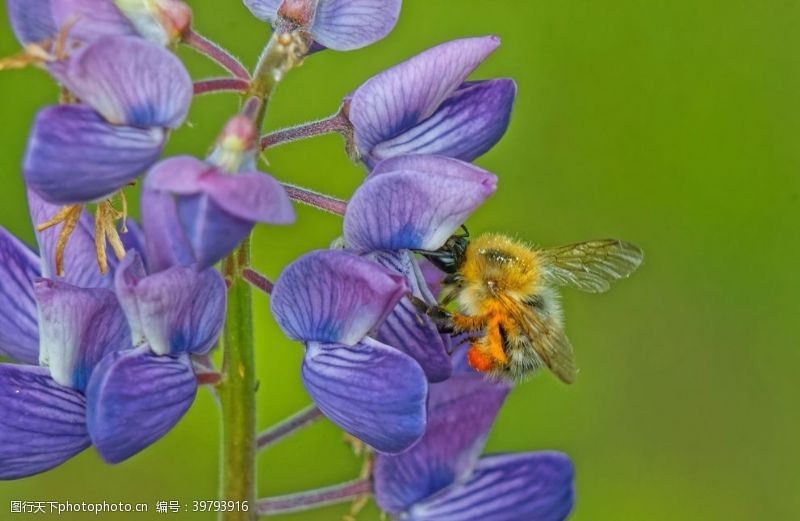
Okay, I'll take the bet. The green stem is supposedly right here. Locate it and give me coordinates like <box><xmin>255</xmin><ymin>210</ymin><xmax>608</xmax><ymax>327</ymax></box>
<box><xmin>216</xmin><ymin>29</ymin><xmax>311</xmax><ymax>521</ymax></box>
<box><xmin>218</xmin><ymin>238</ymin><xmax>257</xmax><ymax>521</ymax></box>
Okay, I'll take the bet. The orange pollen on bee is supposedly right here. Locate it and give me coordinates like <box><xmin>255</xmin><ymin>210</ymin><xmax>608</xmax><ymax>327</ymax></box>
<box><xmin>467</xmin><ymin>346</ymin><xmax>496</xmax><ymax>372</ymax></box>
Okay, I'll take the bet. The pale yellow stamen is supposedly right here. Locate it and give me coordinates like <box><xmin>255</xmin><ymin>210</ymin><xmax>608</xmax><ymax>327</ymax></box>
<box><xmin>94</xmin><ymin>200</ymin><xmax>127</xmax><ymax>274</ymax></box>
<box><xmin>36</xmin><ymin>205</ymin><xmax>82</xmax><ymax>277</ymax></box>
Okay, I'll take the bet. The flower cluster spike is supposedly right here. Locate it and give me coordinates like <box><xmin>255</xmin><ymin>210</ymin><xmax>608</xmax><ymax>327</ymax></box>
<box><xmin>0</xmin><ymin>1</ymin><xmax>597</xmax><ymax>519</ymax></box>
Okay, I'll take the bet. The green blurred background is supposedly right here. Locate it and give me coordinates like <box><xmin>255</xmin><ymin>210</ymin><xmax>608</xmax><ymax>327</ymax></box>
<box><xmin>1</xmin><ymin>0</ymin><xmax>799</xmax><ymax>519</ymax></box>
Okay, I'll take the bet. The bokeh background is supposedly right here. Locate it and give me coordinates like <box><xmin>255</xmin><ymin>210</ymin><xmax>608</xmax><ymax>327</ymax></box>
<box><xmin>1</xmin><ymin>0</ymin><xmax>798</xmax><ymax>519</ymax></box>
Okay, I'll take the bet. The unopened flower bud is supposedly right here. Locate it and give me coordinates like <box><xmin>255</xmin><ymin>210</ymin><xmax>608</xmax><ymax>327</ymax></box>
<box><xmin>115</xmin><ymin>0</ymin><xmax>192</xmax><ymax>46</ymax></box>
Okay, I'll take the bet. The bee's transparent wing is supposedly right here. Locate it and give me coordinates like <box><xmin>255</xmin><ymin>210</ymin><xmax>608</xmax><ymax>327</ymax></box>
<box><xmin>539</xmin><ymin>239</ymin><xmax>643</xmax><ymax>293</ymax></box>
<box><xmin>513</xmin><ymin>302</ymin><xmax>577</xmax><ymax>384</ymax></box>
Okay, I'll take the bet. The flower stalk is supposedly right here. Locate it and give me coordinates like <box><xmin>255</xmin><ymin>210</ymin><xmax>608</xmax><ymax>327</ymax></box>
<box><xmin>281</xmin><ymin>183</ymin><xmax>348</xmax><ymax>215</ymax></box>
<box><xmin>260</xmin><ymin>112</ymin><xmax>350</xmax><ymax>150</ymax></box>
<box><xmin>183</xmin><ymin>29</ymin><xmax>250</xmax><ymax>80</ymax></box>
<box><xmin>257</xmin><ymin>404</ymin><xmax>323</xmax><ymax>451</ymax></box>
<box><xmin>194</xmin><ymin>78</ymin><xmax>251</xmax><ymax>96</ymax></box>
<box><xmin>218</xmin><ymin>237</ymin><xmax>258</xmax><ymax>521</ymax></box>
<box><xmin>257</xmin><ymin>478</ymin><xmax>372</xmax><ymax>516</ymax></box>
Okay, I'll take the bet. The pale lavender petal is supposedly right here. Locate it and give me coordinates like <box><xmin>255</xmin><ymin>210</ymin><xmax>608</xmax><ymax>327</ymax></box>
<box><xmin>0</xmin><ymin>364</ymin><xmax>90</xmax><ymax>480</ymax></box>
<box><xmin>372</xmin><ymin>79</ymin><xmax>516</xmax><ymax>164</ymax></box>
<box><xmin>143</xmin><ymin>155</ymin><xmax>206</xmax><ymax>194</ymax></box>
<box><xmin>312</xmin><ymin>0</ymin><xmax>401</xmax><ymax>51</ymax></box>
<box><xmin>371</xmin><ymin>251</ymin><xmax>451</xmax><ymax>382</ymax></box>
<box><xmin>374</xmin><ymin>374</ymin><xmax>510</xmax><ymax>512</ymax></box>
<box><xmin>86</xmin><ymin>345</ymin><xmax>197</xmax><ymax>464</ymax></box>
<box><xmin>51</xmin><ymin>36</ymin><xmax>192</xmax><ymax>128</ymax></box>
<box><xmin>271</xmin><ymin>250</ymin><xmax>407</xmax><ymax>345</ymax></box>
<box><xmin>115</xmin><ymin>252</ymin><xmax>225</xmax><ymax>355</ymax></box>
<box><xmin>35</xmin><ymin>280</ymin><xmax>131</xmax><ymax>392</ymax></box>
<box><xmin>7</xmin><ymin>0</ymin><xmax>56</xmax><ymax>45</ymax></box>
<box><xmin>344</xmin><ymin>160</ymin><xmax>497</xmax><ymax>251</ymax></box>
<box><xmin>302</xmin><ymin>338</ymin><xmax>427</xmax><ymax>453</ymax></box>
<box><xmin>243</xmin><ymin>0</ymin><xmax>281</xmax><ymax>22</ymax></box>
<box><xmin>349</xmin><ymin>36</ymin><xmax>500</xmax><ymax>160</ymax></box>
<box><xmin>24</xmin><ymin>104</ymin><xmax>165</xmax><ymax>204</ymax></box>
<box><xmin>407</xmin><ymin>452</ymin><xmax>575</xmax><ymax>521</ymax></box>
<box><xmin>51</xmin><ymin>0</ymin><xmax>136</xmax><ymax>42</ymax></box>
<box><xmin>201</xmin><ymin>171</ymin><xmax>295</xmax><ymax>225</ymax></box>
<box><xmin>27</xmin><ymin>190</ymin><xmax>116</xmax><ymax>288</ymax></box>
<box><xmin>0</xmin><ymin>228</ymin><xmax>41</xmax><ymax>364</ymax></box>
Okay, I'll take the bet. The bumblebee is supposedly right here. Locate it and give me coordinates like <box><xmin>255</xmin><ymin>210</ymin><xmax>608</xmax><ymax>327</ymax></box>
<box><xmin>416</xmin><ymin>232</ymin><xmax>643</xmax><ymax>383</ymax></box>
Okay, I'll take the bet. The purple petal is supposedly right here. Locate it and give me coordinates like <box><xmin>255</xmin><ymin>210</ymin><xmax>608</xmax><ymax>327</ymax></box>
<box><xmin>35</xmin><ymin>280</ymin><xmax>131</xmax><ymax>392</ymax></box>
<box><xmin>271</xmin><ymin>250</ymin><xmax>408</xmax><ymax>345</ymax></box>
<box><xmin>143</xmin><ymin>157</ymin><xmax>294</xmax><ymax>269</ymax></box>
<box><xmin>408</xmin><ymin>452</ymin><xmax>575</xmax><ymax>521</ymax></box>
<box><xmin>140</xmin><ymin>189</ymin><xmax>196</xmax><ymax>272</ymax></box>
<box><xmin>200</xmin><ymin>171</ymin><xmax>295</xmax><ymax>225</ymax></box>
<box><xmin>115</xmin><ymin>252</ymin><xmax>226</xmax><ymax>355</ymax></box>
<box><xmin>302</xmin><ymin>338</ymin><xmax>427</xmax><ymax>453</ymax></box>
<box><xmin>349</xmin><ymin>36</ymin><xmax>500</xmax><ymax>162</ymax></box>
<box><xmin>371</xmin><ymin>251</ymin><xmax>451</xmax><ymax>382</ymax></box>
<box><xmin>86</xmin><ymin>345</ymin><xmax>197</xmax><ymax>464</ymax></box>
<box><xmin>372</xmin><ymin>79</ymin><xmax>516</xmax><ymax>163</ymax></box>
<box><xmin>24</xmin><ymin>104</ymin><xmax>165</xmax><ymax>204</ymax></box>
<box><xmin>312</xmin><ymin>0</ymin><xmax>401</xmax><ymax>51</ymax></box>
<box><xmin>50</xmin><ymin>36</ymin><xmax>192</xmax><ymax>128</ymax></box>
<box><xmin>0</xmin><ymin>364</ymin><xmax>90</xmax><ymax>480</ymax></box>
<box><xmin>7</xmin><ymin>0</ymin><xmax>56</xmax><ymax>45</ymax></box>
<box><xmin>374</xmin><ymin>374</ymin><xmax>510</xmax><ymax>512</ymax></box>
<box><xmin>0</xmin><ymin>228</ymin><xmax>41</xmax><ymax>364</ymax></box>
<box><xmin>344</xmin><ymin>159</ymin><xmax>497</xmax><ymax>251</ymax></box>
<box><xmin>27</xmin><ymin>190</ymin><xmax>121</xmax><ymax>288</ymax></box>
<box><xmin>51</xmin><ymin>0</ymin><xmax>136</xmax><ymax>42</ymax></box>
<box><xmin>243</xmin><ymin>0</ymin><xmax>281</xmax><ymax>22</ymax></box>
<box><xmin>418</xmin><ymin>258</ymin><xmax>445</xmax><ymax>298</ymax></box>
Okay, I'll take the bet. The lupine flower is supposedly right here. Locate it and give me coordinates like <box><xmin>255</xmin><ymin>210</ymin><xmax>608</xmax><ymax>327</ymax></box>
<box><xmin>271</xmin><ymin>249</ymin><xmax>429</xmax><ymax>453</ymax></box>
<box><xmin>113</xmin><ymin>0</ymin><xmax>192</xmax><ymax>45</ymax></box>
<box><xmin>23</xmin><ymin>35</ymin><xmax>192</xmax><ymax>205</ymax></box>
<box><xmin>141</xmin><ymin>155</ymin><xmax>295</xmax><ymax>271</ymax></box>
<box><xmin>344</xmin><ymin>36</ymin><xmax>517</xmax><ymax>168</ymax></box>
<box><xmin>6</xmin><ymin>0</ymin><xmax>189</xmax><ymax>48</ymax></box>
<box><xmin>341</xmin><ymin>154</ymin><xmax>497</xmax><ymax>382</ymax></box>
<box><xmin>7</xmin><ymin>0</ymin><xmax>136</xmax><ymax>46</ymax></box>
<box><xmin>0</xmin><ymin>194</ymin><xmax>225</xmax><ymax>477</ymax></box>
<box><xmin>244</xmin><ymin>0</ymin><xmax>401</xmax><ymax>51</ymax></box>
<box><xmin>374</xmin><ymin>368</ymin><xmax>575</xmax><ymax>520</ymax></box>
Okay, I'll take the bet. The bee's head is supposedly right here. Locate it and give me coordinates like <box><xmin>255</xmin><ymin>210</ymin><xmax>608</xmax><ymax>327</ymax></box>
<box><xmin>417</xmin><ymin>228</ymin><xmax>470</xmax><ymax>274</ymax></box>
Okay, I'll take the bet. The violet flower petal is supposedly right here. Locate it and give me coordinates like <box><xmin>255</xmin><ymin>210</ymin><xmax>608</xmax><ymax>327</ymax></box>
<box><xmin>7</xmin><ymin>0</ymin><xmax>56</xmax><ymax>45</ymax></box>
<box><xmin>51</xmin><ymin>0</ymin><xmax>136</xmax><ymax>43</ymax></box>
<box><xmin>24</xmin><ymin>104</ymin><xmax>165</xmax><ymax>205</ymax></box>
<box><xmin>312</xmin><ymin>0</ymin><xmax>401</xmax><ymax>51</ymax></box>
<box><xmin>242</xmin><ymin>0</ymin><xmax>281</xmax><ymax>21</ymax></box>
<box><xmin>271</xmin><ymin>250</ymin><xmax>408</xmax><ymax>345</ymax></box>
<box><xmin>115</xmin><ymin>252</ymin><xmax>226</xmax><ymax>355</ymax></box>
<box><xmin>374</xmin><ymin>374</ymin><xmax>510</xmax><ymax>512</ymax></box>
<box><xmin>344</xmin><ymin>159</ymin><xmax>497</xmax><ymax>252</ymax></box>
<box><xmin>0</xmin><ymin>364</ymin><xmax>90</xmax><ymax>480</ymax></box>
<box><xmin>143</xmin><ymin>157</ymin><xmax>295</xmax><ymax>269</ymax></box>
<box><xmin>140</xmin><ymin>189</ymin><xmax>195</xmax><ymax>272</ymax></box>
<box><xmin>50</xmin><ymin>36</ymin><xmax>192</xmax><ymax>128</ymax></box>
<box><xmin>349</xmin><ymin>36</ymin><xmax>500</xmax><ymax>161</ymax></box>
<box><xmin>86</xmin><ymin>345</ymin><xmax>197</xmax><ymax>464</ymax></box>
<box><xmin>407</xmin><ymin>452</ymin><xmax>575</xmax><ymax>521</ymax></box>
<box><xmin>0</xmin><ymin>228</ymin><xmax>41</xmax><ymax>364</ymax></box>
<box><xmin>372</xmin><ymin>79</ymin><xmax>516</xmax><ymax>163</ymax></box>
<box><xmin>302</xmin><ymin>338</ymin><xmax>427</xmax><ymax>453</ymax></box>
<box><xmin>371</xmin><ymin>251</ymin><xmax>451</xmax><ymax>382</ymax></box>
<box><xmin>35</xmin><ymin>280</ymin><xmax>131</xmax><ymax>392</ymax></box>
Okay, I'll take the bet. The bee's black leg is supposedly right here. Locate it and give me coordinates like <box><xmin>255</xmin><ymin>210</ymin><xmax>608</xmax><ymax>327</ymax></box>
<box><xmin>408</xmin><ymin>294</ymin><xmax>455</xmax><ymax>333</ymax></box>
